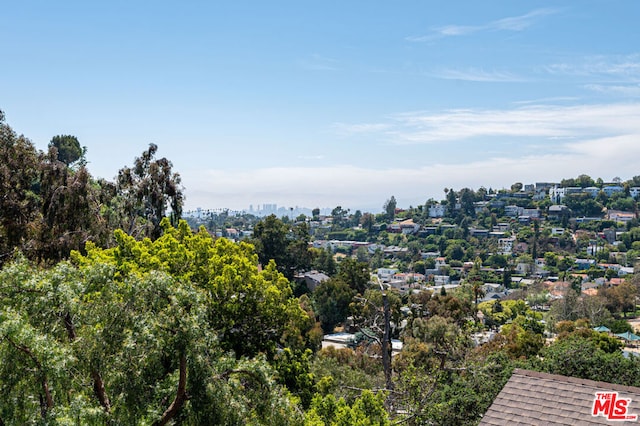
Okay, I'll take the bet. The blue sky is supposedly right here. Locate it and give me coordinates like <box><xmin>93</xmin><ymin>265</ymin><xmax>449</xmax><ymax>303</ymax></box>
<box><xmin>2</xmin><ymin>1</ymin><xmax>640</xmax><ymax>213</ymax></box>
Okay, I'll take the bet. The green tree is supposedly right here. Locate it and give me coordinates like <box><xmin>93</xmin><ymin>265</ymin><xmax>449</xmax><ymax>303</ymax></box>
<box><xmin>459</xmin><ymin>187</ymin><xmax>476</xmax><ymax>217</ymax></box>
<box><xmin>253</xmin><ymin>215</ymin><xmax>313</xmax><ymax>280</ymax></box>
<box><xmin>305</xmin><ymin>390</ymin><xmax>389</xmax><ymax>425</ymax></box>
<box><xmin>312</xmin><ymin>247</ymin><xmax>338</xmax><ymax>276</ymax></box>
<box><xmin>383</xmin><ymin>196</ymin><xmax>397</xmax><ymax>222</ymax></box>
<box><xmin>360</xmin><ymin>213</ymin><xmax>375</xmax><ymax>235</ymax></box>
<box><xmin>48</xmin><ymin>134</ymin><xmax>85</xmax><ymax>166</ymax></box>
<box><xmin>536</xmin><ymin>335</ymin><xmax>640</xmax><ymax>386</ymax></box>
<box><xmin>0</xmin><ymin>220</ymin><xmax>309</xmax><ymax>423</ymax></box>
<box><xmin>313</xmin><ymin>278</ymin><xmax>355</xmax><ymax>333</ymax></box>
<box><xmin>467</xmin><ymin>257</ymin><xmax>484</xmax><ymax>309</ymax></box>
<box><xmin>116</xmin><ymin>143</ymin><xmax>184</xmax><ymax>240</ymax></box>
<box><xmin>253</xmin><ymin>214</ymin><xmax>289</xmax><ymax>273</ymax></box>
<box><xmin>445</xmin><ymin>188</ymin><xmax>457</xmax><ymax>218</ymax></box>
<box><xmin>36</xmin><ymin>148</ymin><xmax>109</xmax><ymax>262</ymax></box>
<box><xmin>600</xmin><ymin>281</ymin><xmax>637</xmax><ymax>318</ymax></box>
<box><xmin>331</xmin><ymin>206</ymin><xmax>349</xmax><ymax>229</ymax></box>
<box><xmin>273</xmin><ymin>348</ymin><xmax>316</xmax><ymax>408</ymax></box>
<box><xmin>338</xmin><ymin>258</ymin><xmax>370</xmax><ymax>294</ymax></box>
<box><xmin>0</xmin><ymin>113</ymin><xmax>41</xmax><ymax>262</ymax></box>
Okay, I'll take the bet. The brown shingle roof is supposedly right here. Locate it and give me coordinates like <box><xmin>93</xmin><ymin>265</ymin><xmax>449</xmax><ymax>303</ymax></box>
<box><xmin>480</xmin><ymin>369</ymin><xmax>640</xmax><ymax>425</ymax></box>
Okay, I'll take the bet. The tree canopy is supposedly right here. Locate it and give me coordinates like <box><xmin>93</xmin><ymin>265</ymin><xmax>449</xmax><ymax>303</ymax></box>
<box><xmin>48</xmin><ymin>134</ymin><xmax>85</xmax><ymax>166</ymax></box>
<box><xmin>0</xmin><ymin>220</ymin><xmax>310</xmax><ymax>423</ymax></box>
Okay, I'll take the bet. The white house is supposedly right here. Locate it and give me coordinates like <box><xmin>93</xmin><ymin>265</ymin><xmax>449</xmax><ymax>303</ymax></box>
<box><xmin>428</xmin><ymin>204</ymin><xmax>446</xmax><ymax>218</ymax></box>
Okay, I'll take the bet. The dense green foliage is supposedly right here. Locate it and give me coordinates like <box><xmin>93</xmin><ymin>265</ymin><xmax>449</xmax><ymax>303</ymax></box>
<box><xmin>0</xmin><ymin>220</ymin><xmax>312</xmax><ymax>424</ymax></box>
<box><xmin>5</xmin><ymin>110</ymin><xmax>640</xmax><ymax>424</ymax></box>
<box><xmin>0</xmin><ymin>114</ymin><xmax>184</xmax><ymax>264</ymax></box>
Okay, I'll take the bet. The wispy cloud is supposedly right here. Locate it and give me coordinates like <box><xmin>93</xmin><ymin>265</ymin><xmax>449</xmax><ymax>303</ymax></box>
<box><xmin>432</xmin><ymin>24</ymin><xmax>480</xmax><ymax>37</ymax></box>
<box><xmin>406</xmin><ymin>8</ymin><xmax>558</xmax><ymax>42</ymax></box>
<box><xmin>346</xmin><ymin>103</ymin><xmax>640</xmax><ymax>144</ymax></box>
<box><xmin>492</xmin><ymin>8</ymin><xmax>556</xmax><ymax>31</ymax></box>
<box><xmin>183</xmin><ymin>131</ymin><xmax>640</xmax><ymax>211</ymax></box>
<box><xmin>297</xmin><ymin>54</ymin><xmax>340</xmax><ymax>71</ymax></box>
<box><xmin>546</xmin><ymin>54</ymin><xmax>640</xmax><ymax>81</ymax></box>
<box><xmin>182</xmin><ymin>100</ymin><xmax>640</xmax><ymax>211</ymax></box>
<box><xmin>297</xmin><ymin>154</ymin><xmax>325</xmax><ymax>160</ymax></box>
<box><xmin>432</xmin><ymin>67</ymin><xmax>523</xmax><ymax>82</ymax></box>
<box><xmin>332</xmin><ymin>122</ymin><xmax>392</xmax><ymax>135</ymax></box>
<box><xmin>513</xmin><ymin>96</ymin><xmax>580</xmax><ymax>105</ymax></box>
<box><xmin>585</xmin><ymin>84</ymin><xmax>640</xmax><ymax>97</ymax></box>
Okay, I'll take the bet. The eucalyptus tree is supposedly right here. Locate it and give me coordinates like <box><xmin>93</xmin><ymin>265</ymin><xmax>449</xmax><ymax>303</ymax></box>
<box><xmin>116</xmin><ymin>143</ymin><xmax>184</xmax><ymax>240</ymax></box>
<box><xmin>0</xmin><ymin>111</ymin><xmax>41</xmax><ymax>263</ymax></box>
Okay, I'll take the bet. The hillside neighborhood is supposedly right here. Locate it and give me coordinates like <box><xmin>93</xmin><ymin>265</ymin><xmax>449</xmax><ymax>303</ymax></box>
<box><xmin>191</xmin><ymin>179</ymin><xmax>640</xmax><ymax>325</ymax></box>
<box><xmin>4</xmin><ymin>110</ymin><xmax>640</xmax><ymax>424</ymax></box>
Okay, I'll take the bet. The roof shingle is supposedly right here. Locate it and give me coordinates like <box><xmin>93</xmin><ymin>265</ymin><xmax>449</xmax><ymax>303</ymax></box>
<box><xmin>481</xmin><ymin>369</ymin><xmax>640</xmax><ymax>425</ymax></box>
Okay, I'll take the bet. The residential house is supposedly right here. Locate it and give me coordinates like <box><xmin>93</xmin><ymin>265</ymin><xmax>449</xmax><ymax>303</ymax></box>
<box><xmin>421</xmin><ymin>251</ymin><xmax>440</xmax><ymax>259</ymax></box>
<box><xmin>603</xmin><ymin>185</ymin><xmax>624</xmax><ymax>197</ymax></box>
<box><xmin>548</xmin><ymin>205</ymin><xmax>570</xmax><ymax>221</ymax></box>
<box><xmin>296</xmin><ymin>270</ymin><xmax>329</xmax><ymax>292</ymax></box>
<box><xmin>434</xmin><ymin>257</ymin><xmax>448</xmax><ymax>271</ymax></box>
<box><xmin>470</xmin><ymin>228</ymin><xmax>489</xmax><ymax>238</ymax></box>
<box><xmin>390</xmin><ymin>272</ymin><xmax>425</xmax><ymax>292</ymax></box>
<box><xmin>322</xmin><ymin>333</ymin><xmax>403</xmax><ymax>355</ymax></box>
<box><xmin>515</xmin><ymin>262</ymin><xmax>531</xmax><ymax>275</ymax></box>
<box><xmin>493</xmin><ymin>223</ymin><xmax>510</xmax><ymax>232</ymax></box>
<box><xmin>428</xmin><ymin>204</ymin><xmax>446</xmax><ymax>218</ymax></box>
<box><xmin>505</xmin><ymin>205</ymin><xmax>523</xmax><ymax>218</ymax></box>
<box><xmin>514</xmin><ymin>241</ymin><xmax>529</xmax><ymax>253</ymax></box>
<box><xmin>581</xmin><ymin>281</ymin><xmax>600</xmax><ymax>296</ymax></box>
<box><xmin>583</xmin><ymin>186</ymin><xmax>601</xmax><ymax>198</ymax></box>
<box><xmin>481</xmin><ymin>369</ymin><xmax>640</xmax><ymax>425</ymax></box>
<box><xmin>497</xmin><ymin>237</ymin><xmax>516</xmax><ymax>255</ymax></box>
<box><xmin>387</xmin><ymin>223</ymin><xmax>402</xmax><ymax>233</ymax></box>
<box><xmin>383</xmin><ymin>246</ymin><xmax>408</xmax><ymax>258</ymax></box>
<box><xmin>575</xmin><ymin>258</ymin><xmax>596</xmax><ymax>270</ymax></box>
<box><xmin>398</xmin><ymin>218</ymin><xmax>420</xmax><ymax>235</ymax></box>
<box><xmin>433</xmin><ymin>275</ymin><xmax>451</xmax><ymax>286</ymax></box>
<box><xmin>474</xmin><ymin>201</ymin><xmax>490</xmax><ymax>215</ymax></box>
<box><xmin>608</xmin><ymin>210</ymin><xmax>636</xmax><ymax>223</ymax></box>
<box><xmin>522</xmin><ymin>208</ymin><xmax>541</xmax><ymax>219</ymax></box>
<box><xmin>619</xmin><ymin>266</ymin><xmax>635</xmax><ymax>276</ymax></box>
<box><xmin>549</xmin><ymin>186</ymin><xmax>585</xmax><ymax>203</ymax></box>
<box><xmin>418</xmin><ymin>226</ymin><xmax>437</xmax><ymax>236</ymax></box>
<box><xmin>376</xmin><ymin>268</ymin><xmax>398</xmax><ymax>283</ymax></box>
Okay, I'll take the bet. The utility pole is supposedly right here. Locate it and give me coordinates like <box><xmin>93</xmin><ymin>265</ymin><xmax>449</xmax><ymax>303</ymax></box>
<box><xmin>381</xmin><ymin>289</ymin><xmax>393</xmax><ymax>391</ymax></box>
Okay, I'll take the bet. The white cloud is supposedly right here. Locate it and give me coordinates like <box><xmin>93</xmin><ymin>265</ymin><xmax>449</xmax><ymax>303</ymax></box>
<box><xmin>513</xmin><ymin>96</ymin><xmax>580</xmax><ymax>105</ymax></box>
<box><xmin>432</xmin><ymin>67</ymin><xmax>523</xmax><ymax>82</ymax></box>
<box><xmin>297</xmin><ymin>54</ymin><xmax>339</xmax><ymax>71</ymax></box>
<box><xmin>182</xmin><ymin>132</ymin><xmax>640</xmax><ymax>212</ymax></box>
<box><xmin>182</xmin><ymin>101</ymin><xmax>640</xmax><ymax>212</ymax></box>
<box><xmin>297</xmin><ymin>154</ymin><xmax>325</xmax><ymax>160</ymax></box>
<box><xmin>491</xmin><ymin>8</ymin><xmax>557</xmax><ymax>31</ymax></box>
<box><xmin>386</xmin><ymin>103</ymin><xmax>640</xmax><ymax>144</ymax></box>
<box><xmin>433</xmin><ymin>24</ymin><xmax>481</xmax><ymax>37</ymax></box>
<box><xmin>332</xmin><ymin>122</ymin><xmax>392</xmax><ymax>135</ymax></box>
<box><xmin>585</xmin><ymin>84</ymin><xmax>640</xmax><ymax>97</ymax></box>
<box><xmin>546</xmin><ymin>54</ymin><xmax>640</xmax><ymax>81</ymax></box>
<box><xmin>406</xmin><ymin>8</ymin><xmax>558</xmax><ymax>42</ymax></box>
